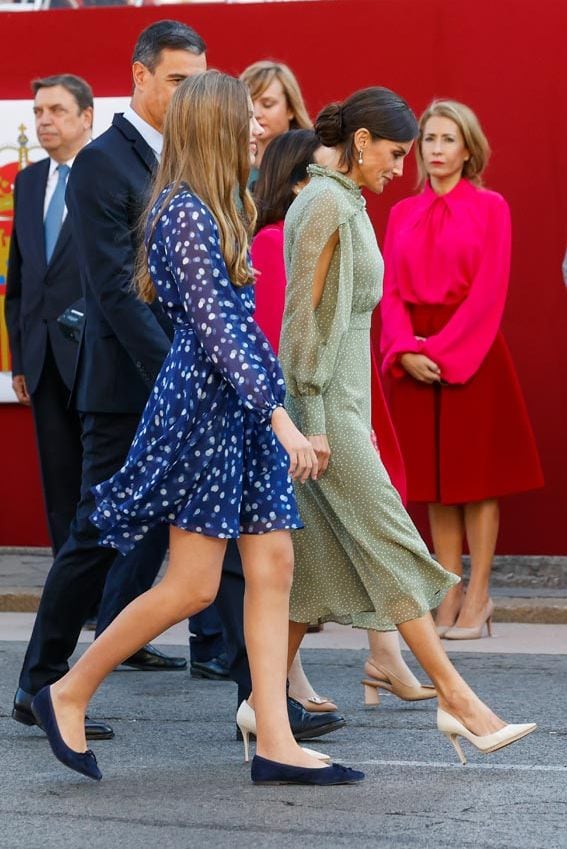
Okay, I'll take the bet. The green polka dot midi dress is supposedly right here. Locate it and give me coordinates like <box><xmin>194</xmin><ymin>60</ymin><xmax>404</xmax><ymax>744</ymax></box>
<box><xmin>280</xmin><ymin>166</ymin><xmax>458</xmax><ymax>630</ymax></box>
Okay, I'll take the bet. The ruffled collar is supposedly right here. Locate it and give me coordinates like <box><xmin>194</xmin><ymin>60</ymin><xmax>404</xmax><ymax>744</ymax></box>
<box><xmin>307</xmin><ymin>164</ymin><xmax>362</xmax><ymax>197</ymax></box>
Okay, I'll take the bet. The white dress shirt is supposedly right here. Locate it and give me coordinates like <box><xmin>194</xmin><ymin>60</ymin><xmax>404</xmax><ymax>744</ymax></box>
<box><xmin>123</xmin><ymin>105</ymin><xmax>163</xmax><ymax>161</ymax></box>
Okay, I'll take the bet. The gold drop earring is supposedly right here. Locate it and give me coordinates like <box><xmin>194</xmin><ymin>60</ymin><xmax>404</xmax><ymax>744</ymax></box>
<box><xmin>358</xmin><ymin>148</ymin><xmax>364</xmax><ymax>165</ymax></box>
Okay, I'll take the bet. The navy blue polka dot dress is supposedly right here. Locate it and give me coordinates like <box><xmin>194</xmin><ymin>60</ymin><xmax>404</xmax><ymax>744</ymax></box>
<box><xmin>90</xmin><ymin>185</ymin><xmax>302</xmax><ymax>555</ymax></box>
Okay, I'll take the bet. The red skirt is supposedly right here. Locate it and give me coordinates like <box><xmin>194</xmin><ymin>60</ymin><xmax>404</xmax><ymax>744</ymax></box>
<box><xmin>388</xmin><ymin>304</ymin><xmax>544</xmax><ymax>505</ymax></box>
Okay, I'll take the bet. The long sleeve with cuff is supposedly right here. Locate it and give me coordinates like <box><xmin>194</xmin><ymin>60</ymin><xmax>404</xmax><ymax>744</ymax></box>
<box><xmin>153</xmin><ymin>188</ymin><xmax>285</xmax><ymax>423</ymax></box>
<box><xmin>280</xmin><ymin>168</ymin><xmax>365</xmax><ymax>434</ymax></box>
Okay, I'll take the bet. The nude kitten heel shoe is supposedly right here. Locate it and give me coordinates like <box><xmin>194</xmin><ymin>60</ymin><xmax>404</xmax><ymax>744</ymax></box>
<box><xmin>294</xmin><ymin>695</ymin><xmax>338</xmax><ymax>713</ymax></box>
<box><xmin>437</xmin><ymin>708</ymin><xmax>536</xmax><ymax>765</ymax></box>
<box><xmin>444</xmin><ymin>600</ymin><xmax>494</xmax><ymax>640</ymax></box>
<box><xmin>361</xmin><ymin>660</ymin><xmax>436</xmax><ymax>706</ymax></box>
<box><xmin>236</xmin><ymin>701</ymin><xmax>331</xmax><ymax>763</ymax></box>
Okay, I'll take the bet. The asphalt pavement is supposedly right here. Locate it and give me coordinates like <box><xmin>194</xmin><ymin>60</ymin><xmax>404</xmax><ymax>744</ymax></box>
<box><xmin>1</xmin><ymin>548</ymin><xmax>565</xmax><ymax>848</ymax></box>
<box><xmin>0</xmin><ymin>620</ymin><xmax>565</xmax><ymax>849</ymax></box>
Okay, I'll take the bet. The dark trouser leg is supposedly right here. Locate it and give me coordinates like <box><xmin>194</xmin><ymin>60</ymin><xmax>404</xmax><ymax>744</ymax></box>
<box><xmin>95</xmin><ymin>523</ymin><xmax>168</xmax><ymax>635</ymax></box>
<box><xmin>214</xmin><ymin>540</ymin><xmax>251</xmax><ymax>705</ymax></box>
<box><xmin>188</xmin><ymin>605</ymin><xmax>226</xmax><ymax>663</ymax></box>
<box><xmin>18</xmin><ymin>411</ymin><xmax>155</xmax><ymax>694</ymax></box>
<box><xmin>30</xmin><ymin>343</ymin><xmax>83</xmax><ymax>555</ymax></box>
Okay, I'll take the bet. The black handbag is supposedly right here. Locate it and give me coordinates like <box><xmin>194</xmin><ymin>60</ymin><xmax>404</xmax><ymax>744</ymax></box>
<box><xmin>57</xmin><ymin>298</ymin><xmax>85</xmax><ymax>344</ymax></box>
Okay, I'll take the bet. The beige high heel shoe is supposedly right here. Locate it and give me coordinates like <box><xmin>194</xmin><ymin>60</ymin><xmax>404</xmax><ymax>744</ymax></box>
<box><xmin>437</xmin><ymin>708</ymin><xmax>536</xmax><ymax>764</ymax></box>
<box><xmin>361</xmin><ymin>661</ymin><xmax>436</xmax><ymax>706</ymax></box>
<box><xmin>444</xmin><ymin>600</ymin><xmax>494</xmax><ymax>640</ymax></box>
<box><xmin>235</xmin><ymin>701</ymin><xmax>331</xmax><ymax>764</ymax></box>
<box><xmin>434</xmin><ymin>586</ymin><xmax>465</xmax><ymax>638</ymax></box>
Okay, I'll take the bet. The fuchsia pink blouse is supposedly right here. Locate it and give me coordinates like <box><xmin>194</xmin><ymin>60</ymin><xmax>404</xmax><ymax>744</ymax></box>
<box><xmin>381</xmin><ymin>178</ymin><xmax>511</xmax><ymax>384</ymax></box>
<box><xmin>250</xmin><ymin>221</ymin><xmax>287</xmax><ymax>354</ymax></box>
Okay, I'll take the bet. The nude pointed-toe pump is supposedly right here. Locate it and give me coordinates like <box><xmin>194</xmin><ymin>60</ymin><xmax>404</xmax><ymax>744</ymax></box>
<box><xmin>236</xmin><ymin>701</ymin><xmax>331</xmax><ymax>764</ymax></box>
<box><xmin>437</xmin><ymin>708</ymin><xmax>536</xmax><ymax>765</ymax></box>
<box><xmin>444</xmin><ymin>600</ymin><xmax>494</xmax><ymax>640</ymax></box>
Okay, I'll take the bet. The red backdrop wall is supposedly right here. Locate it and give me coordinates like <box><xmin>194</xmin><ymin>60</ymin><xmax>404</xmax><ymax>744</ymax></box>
<box><xmin>0</xmin><ymin>0</ymin><xmax>565</xmax><ymax>553</ymax></box>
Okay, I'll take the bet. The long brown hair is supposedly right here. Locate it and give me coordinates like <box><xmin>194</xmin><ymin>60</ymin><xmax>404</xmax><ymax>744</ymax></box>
<box><xmin>136</xmin><ymin>70</ymin><xmax>257</xmax><ymax>302</ymax></box>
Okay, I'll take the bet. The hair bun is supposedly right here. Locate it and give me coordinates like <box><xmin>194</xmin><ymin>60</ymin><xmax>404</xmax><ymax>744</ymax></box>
<box><xmin>315</xmin><ymin>102</ymin><xmax>344</xmax><ymax>146</ymax></box>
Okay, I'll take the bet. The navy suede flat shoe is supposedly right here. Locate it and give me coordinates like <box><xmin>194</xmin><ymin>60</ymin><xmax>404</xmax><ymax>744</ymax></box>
<box><xmin>251</xmin><ymin>755</ymin><xmax>364</xmax><ymax>786</ymax></box>
<box><xmin>31</xmin><ymin>687</ymin><xmax>102</xmax><ymax>781</ymax></box>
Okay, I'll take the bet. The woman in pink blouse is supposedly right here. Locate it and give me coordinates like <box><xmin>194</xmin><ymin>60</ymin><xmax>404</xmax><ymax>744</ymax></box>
<box><xmin>381</xmin><ymin>100</ymin><xmax>544</xmax><ymax>640</ymax></box>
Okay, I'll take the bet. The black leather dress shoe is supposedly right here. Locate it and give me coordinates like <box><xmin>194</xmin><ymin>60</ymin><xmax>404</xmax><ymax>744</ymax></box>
<box><xmin>12</xmin><ymin>688</ymin><xmax>114</xmax><ymax>741</ymax></box>
<box><xmin>122</xmin><ymin>644</ymin><xmax>187</xmax><ymax>671</ymax></box>
<box><xmin>236</xmin><ymin>697</ymin><xmax>347</xmax><ymax>742</ymax></box>
<box><xmin>287</xmin><ymin>696</ymin><xmax>346</xmax><ymax>741</ymax></box>
<box><xmin>190</xmin><ymin>655</ymin><xmax>230</xmax><ymax>680</ymax></box>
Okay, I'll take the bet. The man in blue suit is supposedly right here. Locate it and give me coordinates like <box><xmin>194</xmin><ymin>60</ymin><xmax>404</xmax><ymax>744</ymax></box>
<box><xmin>6</xmin><ymin>74</ymin><xmax>93</xmax><ymax>556</ymax></box>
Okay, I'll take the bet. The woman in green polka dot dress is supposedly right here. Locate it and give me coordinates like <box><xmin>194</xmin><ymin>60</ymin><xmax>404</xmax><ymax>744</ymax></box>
<box><xmin>280</xmin><ymin>87</ymin><xmax>536</xmax><ymax>762</ymax></box>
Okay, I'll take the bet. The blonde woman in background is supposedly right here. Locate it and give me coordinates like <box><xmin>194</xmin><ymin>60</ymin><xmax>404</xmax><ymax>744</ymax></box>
<box><xmin>381</xmin><ymin>100</ymin><xmax>544</xmax><ymax>640</ymax></box>
<box><xmin>240</xmin><ymin>60</ymin><xmax>312</xmax><ymax>187</ymax></box>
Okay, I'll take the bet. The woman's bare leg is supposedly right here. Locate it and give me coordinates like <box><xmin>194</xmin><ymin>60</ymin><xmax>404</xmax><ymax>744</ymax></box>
<box><xmin>288</xmin><ymin>653</ymin><xmax>315</xmax><ymax>698</ymax></box>
<box><xmin>287</xmin><ymin>653</ymin><xmax>337</xmax><ymax>709</ymax></box>
<box><xmin>366</xmin><ymin>629</ymin><xmax>420</xmax><ymax>687</ymax></box>
<box><xmin>428</xmin><ymin>503</ymin><xmax>466</xmax><ymax>627</ymax></box>
<box><xmin>50</xmin><ymin>526</ymin><xmax>225</xmax><ymax>752</ymax></box>
<box><xmin>397</xmin><ymin>613</ymin><xmax>505</xmax><ymax>736</ymax></box>
<box><xmin>238</xmin><ymin>532</ymin><xmax>323</xmax><ymax>768</ymax></box>
<box><xmin>455</xmin><ymin>499</ymin><xmax>499</xmax><ymax>628</ymax></box>
<box><xmin>288</xmin><ymin>620</ymin><xmax>309</xmax><ymax>672</ymax></box>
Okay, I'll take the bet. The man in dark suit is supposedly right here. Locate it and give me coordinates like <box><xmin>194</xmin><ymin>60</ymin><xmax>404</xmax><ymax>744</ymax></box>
<box><xmin>6</xmin><ymin>74</ymin><xmax>93</xmax><ymax>555</ymax></box>
<box><xmin>11</xmin><ymin>21</ymin><xmax>208</xmax><ymax>737</ymax></box>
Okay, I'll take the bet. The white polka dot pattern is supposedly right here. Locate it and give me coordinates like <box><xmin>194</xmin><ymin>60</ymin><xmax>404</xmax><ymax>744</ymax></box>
<box><xmin>91</xmin><ymin>185</ymin><xmax>302</xmax><ymax>554</ymax></box>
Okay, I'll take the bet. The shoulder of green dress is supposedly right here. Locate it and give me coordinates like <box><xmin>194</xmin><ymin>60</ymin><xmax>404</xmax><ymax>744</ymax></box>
<box><xmin>287</xmin><ymin>172</ymin><xmax>364</xmax><ymax>232</ymax></box>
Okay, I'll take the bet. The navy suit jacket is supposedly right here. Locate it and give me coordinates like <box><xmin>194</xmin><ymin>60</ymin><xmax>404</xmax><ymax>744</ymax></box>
<box><xmin>5</xmin><ymin>158</ymin><xmax>83</xmax><ymax>394</ymax></box>
<box><xmin>66</xmin><ymin>113</ymin><xmax>172</xmax><ymax>414</ymax></box>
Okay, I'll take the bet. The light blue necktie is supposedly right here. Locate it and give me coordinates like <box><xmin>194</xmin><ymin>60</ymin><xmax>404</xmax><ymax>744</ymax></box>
<box><xmin>44</xmin><ymin>163</ymin><xmax>70</xmax><ymax>262</ymax></box>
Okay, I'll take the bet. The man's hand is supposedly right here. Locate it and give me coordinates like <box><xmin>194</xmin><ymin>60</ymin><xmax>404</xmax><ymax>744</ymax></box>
<box><xmin>12</xmin><ymin>374</ymin><xmax>30</xmax><ymax>406</ymax></box>
<box><xmin>400</xmin><ymin>353</ymin><xmax>441</xmax><ymax>384</ymax></box>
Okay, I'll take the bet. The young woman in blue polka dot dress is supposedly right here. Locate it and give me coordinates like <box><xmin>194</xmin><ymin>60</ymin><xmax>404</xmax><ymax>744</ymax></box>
<box><xmin>30</xmin><ymin>71</ymin><xmax>363</xmax><ymax>788</ymax></box>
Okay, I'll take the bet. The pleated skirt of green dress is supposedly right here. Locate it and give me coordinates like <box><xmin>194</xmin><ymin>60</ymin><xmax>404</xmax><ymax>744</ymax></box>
<box><xmin>286</xmin><ymin>323</ymin><xmax>459</xmax><ymax>631</ymax></box>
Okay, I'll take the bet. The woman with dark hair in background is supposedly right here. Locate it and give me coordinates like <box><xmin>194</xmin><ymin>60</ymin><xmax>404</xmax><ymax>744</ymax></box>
<box><xmin>252</xmin><ymin>129</ymin><xmax>321</xmax><ymax>352</ymax></box>
<box><xmin>381</xmin><ymin>100</ymin><xmax>544</xmax><ymax>640</ymax></box>
<box><xmin>280</xmin><ymin>86</ymin><xmax>536</xmax><ymax>763</ymax></box>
